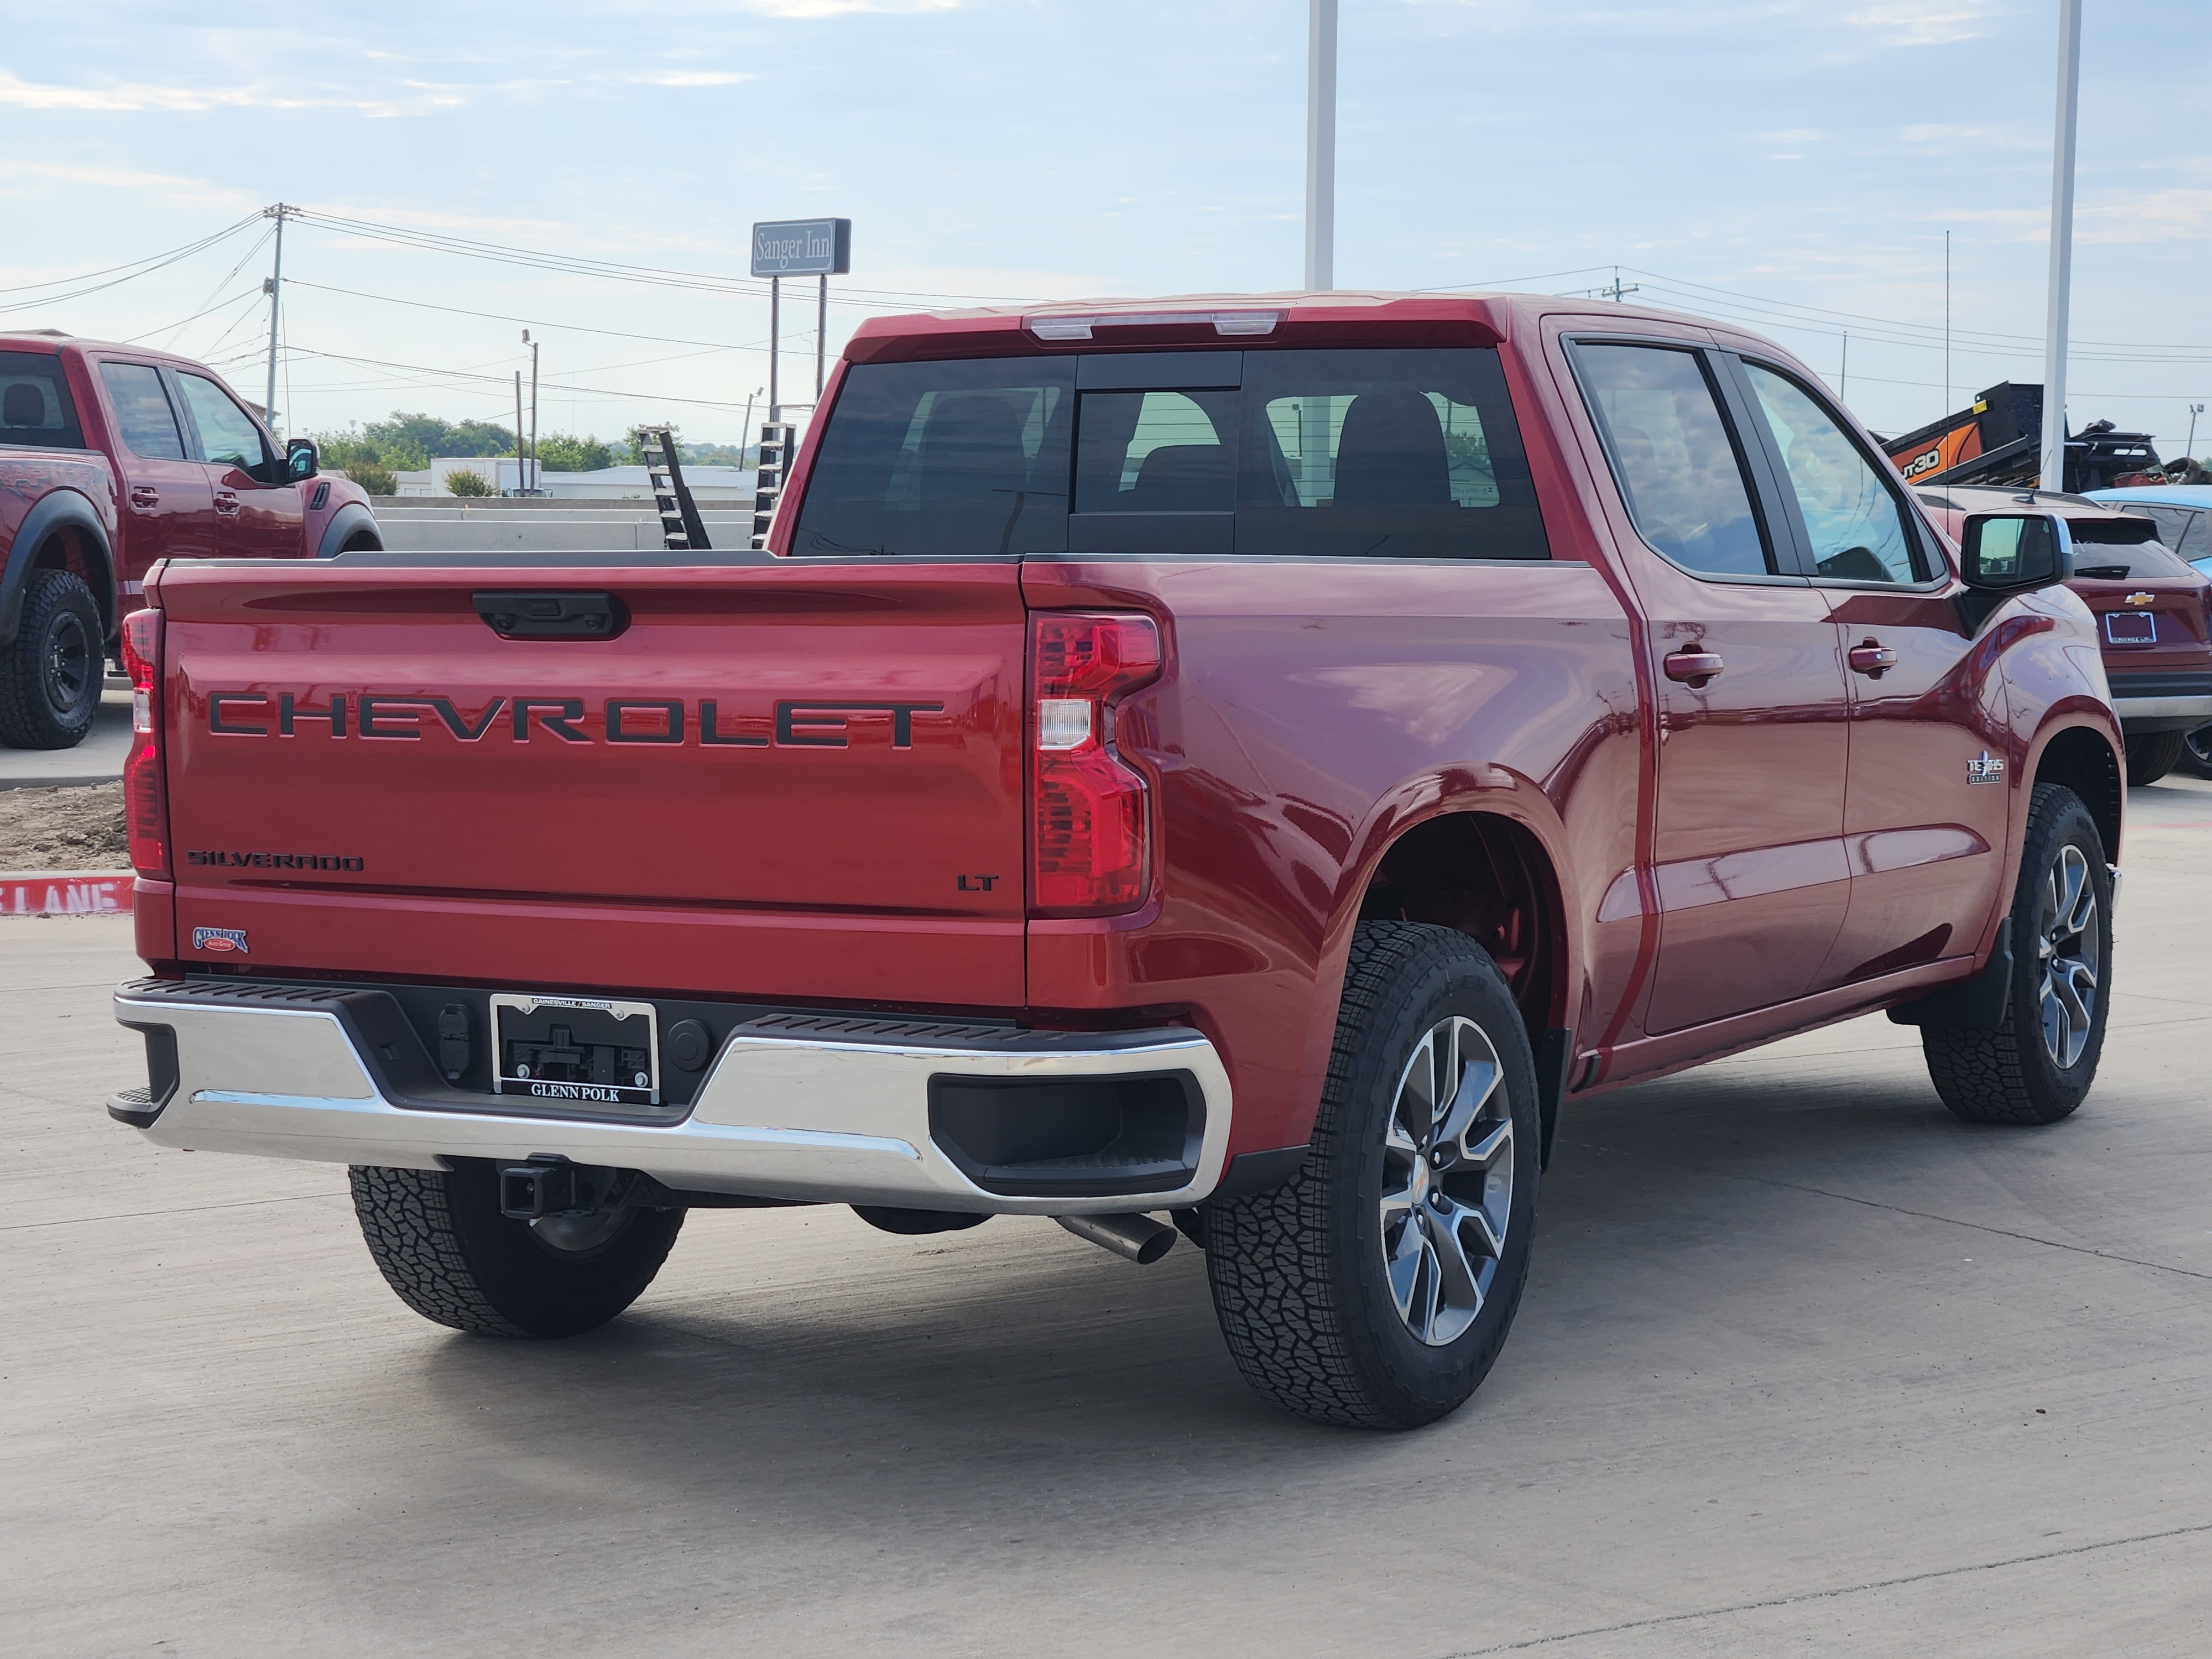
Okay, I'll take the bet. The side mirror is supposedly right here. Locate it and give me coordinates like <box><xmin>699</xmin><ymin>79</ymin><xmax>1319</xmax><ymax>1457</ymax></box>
<box><xmin>1959</xmin><ymin>511</ymin><xmax>2072</xmax><ymax>593</ymax></box>
<box><xmin>286</xmin><ymin>438</ymin><xmax>319</xmax><ymax>483</ymax></box>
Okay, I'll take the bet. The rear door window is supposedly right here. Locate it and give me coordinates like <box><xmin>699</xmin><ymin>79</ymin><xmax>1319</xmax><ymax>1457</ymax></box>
<box><xmin>97</xmin><ymin>361</ymin><xmax>188</xmax><ymax>461</ymax></box>
<box><xmin>2063</xmin><ymin>518</ymin><xmax>2197</xmax><ymax>580</ymax></box>
<box><xmin>2124</xmin><ymin>504</ymin><xmax>2205</xmax><ymax>559</ymax></box>
<box><xmin>792</xmin><ymin>358</ymin><xmax>1075</xmax><ymax>555</ymax></box>
<box><xmin>0</xmin><ymin>351</ymin><xmax>85</xmax><ymax>450</ymax></box>
<box><xmin>1573</xmin><ymin>342</ymin><xmax>1772</xmax><ymax>577</ymax></box>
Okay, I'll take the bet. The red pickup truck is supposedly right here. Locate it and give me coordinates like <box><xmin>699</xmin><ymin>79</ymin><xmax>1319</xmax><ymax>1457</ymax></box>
<box><xmin>104</xmin><ymin>294</ymin><xmax>2121</xmax><ymax>1429</ymax></box>
<box><xmin>1</xmin><ymin>332</ymin><xmax>381</xmax><ymax>749</ymax></box>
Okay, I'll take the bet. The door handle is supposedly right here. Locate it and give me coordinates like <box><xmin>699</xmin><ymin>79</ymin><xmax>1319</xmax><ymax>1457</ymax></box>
<box><xmin>214</xmin><ymin>490</ymin><xmax>241</xmax><ymax>516</ymax></box>
<box><xmin>129</xmin><ymin>486</ymin><xmax>159</xmax><ymax>508</ymax></box>
<box><xmin>1848</xmin><ymin>641</ymin><xmax>1899</xmax><ymax>677</ymax></box>
<box><xmin>1663</xmin><ymin>648</ymin><xmax>1725</xmax><ymax>687</ymax></box>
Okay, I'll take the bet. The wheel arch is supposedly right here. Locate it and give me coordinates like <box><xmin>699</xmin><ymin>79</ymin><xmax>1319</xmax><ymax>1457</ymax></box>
<box><xmin>1</xmin><ymin>488</ymin><xmax>115</xmax><ymax>646</ymax></box>
<box><xmin>316</xmin><ymin>500</ymin><xmax>382</xmax><ymax>559</ymax></box>
<box><xmin>2030</xmin><ymin>721</ymin><xmax>2123</xmax><ymax>865</ymax></box>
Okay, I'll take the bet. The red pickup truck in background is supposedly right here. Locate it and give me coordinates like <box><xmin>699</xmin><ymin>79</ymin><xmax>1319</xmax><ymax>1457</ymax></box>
<box><xmin>0</xmin><ymin>332</ymin><xmax>381</xmax><ymax>749</ymax></box>
<box><xmin>105</xmin><ymin>293</ymin><xmax>2121</xmax><ymax>1429</ymax></box>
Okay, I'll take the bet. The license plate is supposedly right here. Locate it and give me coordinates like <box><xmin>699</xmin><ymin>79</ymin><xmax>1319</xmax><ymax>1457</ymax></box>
<box><xmin>490</xmin><ymin>993</ymin><xmax>660</xmax><ymax>1108</ymax></box>
<box><xmin>2105</xmin><ymin>612</ymin><xmax>2157</xmax><ymax>645</ymax></box>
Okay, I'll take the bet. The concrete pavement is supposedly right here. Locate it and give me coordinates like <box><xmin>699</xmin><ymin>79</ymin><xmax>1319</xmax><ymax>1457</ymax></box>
<box><xmin>5</xmin><ymin>777</ymin><xmax>2210</xmax><ymax>1656</ymax></box>
<box><xmin>0</xmin><ymin>685</ymin><xmax>131</xmax><ymax>791</ymax></box>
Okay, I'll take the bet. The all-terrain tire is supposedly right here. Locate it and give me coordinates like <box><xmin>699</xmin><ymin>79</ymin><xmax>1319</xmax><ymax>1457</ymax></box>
<box><xmin>349</xmin><ymin>1161</ymin><xmax>685</xmax><ymax>1337</ymax></box>
<box><xmin>0</xmin><ymin>568</ymin><xmax>102</xmax><ymax>749</ymax></box>
<box><xmin>1922</xmin><ymin>784</ymin><xmax>2112</xmax><ymax>1126</ymax></box>
<box><xmin>1202</xmin><ymin>921</ymin><xmax>1541</xmax><ymax>1429</ymax></box>
<box><xmin>2124</xmin><ymin>731</ymin><xmax>2185</xmax><ymax>787</ymax></box>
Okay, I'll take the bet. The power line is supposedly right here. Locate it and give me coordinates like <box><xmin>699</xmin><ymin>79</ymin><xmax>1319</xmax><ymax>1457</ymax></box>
<box><xmin>0</xmin><ymin>215</ymin><xmax>260</xmax><ymax>295</ymax></box>
<box><xmin>285</xmin><ymin>278</ymin><xmax>765</xmax><ymax>352</ymax></box>
<box><xmin>0</xmin><ymin>216</ymin><xmax>263</xmax><ymax>314</ymax></box>
<box><xmin>280</xmin><ymin>345</ymin><xmax>761</xmax><ymax>410</ymax></box>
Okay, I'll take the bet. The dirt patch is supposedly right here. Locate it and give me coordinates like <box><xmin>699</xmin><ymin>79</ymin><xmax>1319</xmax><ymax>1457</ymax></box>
<box><xmin>0</xmin><ymin>782</ymin><xmax>128</xmax><ymax>871</ymax></box>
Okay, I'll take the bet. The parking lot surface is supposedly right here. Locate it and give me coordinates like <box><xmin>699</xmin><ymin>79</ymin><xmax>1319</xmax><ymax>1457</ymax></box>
<box><xmin>7</xmin><ymin>778</ymin><xmax>2211</xmax><ymax>1657</ymax></box>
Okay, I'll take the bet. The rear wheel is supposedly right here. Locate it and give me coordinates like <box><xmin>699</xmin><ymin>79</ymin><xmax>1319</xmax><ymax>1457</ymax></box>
<box><xmin>1202</xmin><ymin>921</ymin><xmax>1541</xmax><ymax>1429</ymax></box>
<box><xmin>2178</xmin><ymin>723</ymin><xmax>2212</xmax><ymax>780</ymax></box>
<box><xmin>349</xmin><ymin>1161</ymin><xmax>684</xmax><ymax>1337</ymax></box>
<box><xmin>2125</xmin><ymin>731</ymin><xmax>2185</xmax><ymax>787</ymax></box>
<box><xmin>1921</xmin><ymin>784</ymin><xmax>2111</xmax><ymax>1126</ymax></box>
<box><xmin>0</xmin><ymin>568</ymin><xmax>102</xmax><ymax>749</ymax></box>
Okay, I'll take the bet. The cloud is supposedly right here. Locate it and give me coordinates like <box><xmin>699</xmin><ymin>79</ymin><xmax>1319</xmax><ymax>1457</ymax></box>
<box><xmin>1840</xmin><ymin>3</ymin><xmax>1999</xmax><ymax>47</ymax></box>
<box><xmin>738</xmin><ymin>0</ymin><xmax>958</xmax><ymax>14</ymax></box>
<box><xmin>0</xmin><ymin>67</ymin><xmax>466</xmax><ymax>117</ymax></box>
<box><xmin>629</xmin><ymin>70</ymin><xmax>754</xmax><ymax>86</ymax></box>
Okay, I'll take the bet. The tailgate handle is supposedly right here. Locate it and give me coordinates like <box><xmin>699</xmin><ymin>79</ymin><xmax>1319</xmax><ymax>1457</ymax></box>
<box><xmin>473</xmin><ymin>590</ymin><xmax>629</xmax><ymax>640</ymax></box>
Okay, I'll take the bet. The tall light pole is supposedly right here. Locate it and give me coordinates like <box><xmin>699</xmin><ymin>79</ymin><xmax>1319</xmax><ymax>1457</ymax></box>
<box><xmin>521</xmin><ymin>330</ymin><xmax>539</xmax><ymax>493</ymax></box>
<box><xmin>2040</xmin><ymin>0</ymin><xmax>2083</xmax><ymax>491</ymax></box>
<box><xmin>1305</xmin><ymin>0</ymin><xmax>1337</xmax><ymax>291</ymax></box>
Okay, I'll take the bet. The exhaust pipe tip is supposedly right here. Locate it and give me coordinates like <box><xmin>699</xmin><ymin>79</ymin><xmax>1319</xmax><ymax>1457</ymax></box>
<box><xmin>1057</xmin><ymin>1211</ymin><xmax>1178</xmax><ymax>1265</ymax></box>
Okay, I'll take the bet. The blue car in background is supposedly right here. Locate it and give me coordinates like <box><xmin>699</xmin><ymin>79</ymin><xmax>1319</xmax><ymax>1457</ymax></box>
<box><xmin>2089</xmin><ymin>485</ymin><xmax>2212</xmax><ymax>776</ymax></box>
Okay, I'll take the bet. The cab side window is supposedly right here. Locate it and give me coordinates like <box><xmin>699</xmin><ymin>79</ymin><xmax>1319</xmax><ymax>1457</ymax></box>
<box><xmin>1741</xmin><ymin>363</ymin><xmax>1924</xmax><ymax>585</ymax></box>
<box><xmin>1574</xmin><ymin>342</ymin><xmax>1773</xmax><ymax>577</ymax></box>
<box><xmin>177</xmin><ymin>373</ymin><xmax>273</xmax><ymax>479</ymax></box>
<box><xmin>0</xmin><ymin>352</ymin><xmax>86</xmax><ymax>451</ymax></box>
<box><xmin>97</xmin><ymin>362</ymin><xmax>188</xmax><ymax>461</ymax></box>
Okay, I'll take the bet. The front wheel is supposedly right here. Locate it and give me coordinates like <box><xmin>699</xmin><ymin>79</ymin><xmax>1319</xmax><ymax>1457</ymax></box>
<box><xmin>350</xmin><ymin>1161</ymin><xmax>684</xmax><ymax>1337</ymax></box>
<box><xmin>1921</xmin><ymin>784</ymin><xmax>2112</xmax><ymax>1126</ymax></box>
<box><xmin>1202</xmin><ymin>921</ymin><xmax>1541</xmax><ymax>1429</ymax></box>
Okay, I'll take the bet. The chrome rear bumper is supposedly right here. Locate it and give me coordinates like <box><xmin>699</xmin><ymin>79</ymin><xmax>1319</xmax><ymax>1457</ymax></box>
<box><xmin>109</xmin><ymin>979</ymin><xmax>1232</xmax><ymax>1215</ymax></box>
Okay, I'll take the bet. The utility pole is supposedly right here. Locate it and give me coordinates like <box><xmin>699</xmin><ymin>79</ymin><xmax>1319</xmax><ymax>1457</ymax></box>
<box><xmin>514</xmin><ymin>374</ymin><xmax>527</xmax><ymax>495</ymax></box>
<box><xmin>768</xmin><ymin>277</ymin><xmax>781</xmax><ymax>424</ymax></box>
<box><xmin>1304</xmin><ymin>0</ymin><xmax>1336</xmax><ymax>290</ymax></box>
<box><xmin>816</xmin><ymin>274</ymin><xmax>830</xmax><ymax>400</ymax></box>
<box><xmin>522</xmin><ymin>330</ymin><xmax>539</xmax><ymax>493</ymax></box>
<box><xmin>2041</xmin><ymin>0</ymin><xmax>2084</xmax><ymax>491</ymax></box>
<box><xmin>263</xmin><ymin>203</ymin><xmax>287</xmax><ymax>432</ymax></box>
<box><xmin>740</xmin><ymin>389</ymin><xmax>759</xmax><ymax>467</ymax></box>
<box><xmin>2185</xmin><ymin>403</ymin><xmax>2203</xmax><ymax>463</ymax></box>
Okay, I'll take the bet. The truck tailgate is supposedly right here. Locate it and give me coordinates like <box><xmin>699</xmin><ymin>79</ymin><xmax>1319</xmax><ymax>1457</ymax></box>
<box><xmin>153</xmin><ymin>557</ymin><xmax>1027</xmax><ymax>1007</ymax></box>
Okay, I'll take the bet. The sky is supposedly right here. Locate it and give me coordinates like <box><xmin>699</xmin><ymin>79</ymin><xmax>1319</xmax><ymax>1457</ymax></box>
<box><xmin>3</xmin><ymin>0</ymin><xmax>2208</xmax><ymax>455</ymax></box>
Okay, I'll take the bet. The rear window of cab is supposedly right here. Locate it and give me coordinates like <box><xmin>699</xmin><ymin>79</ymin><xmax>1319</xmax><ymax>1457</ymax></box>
<box><xmin>0</xmin><ymin>351</ymin><xmax>86</xmax><ymax>451</ymax></box>
<box><xmin>791</xmin><ymin>347</ymin><xmax>1550</xmax><ymax>560</ymax></box>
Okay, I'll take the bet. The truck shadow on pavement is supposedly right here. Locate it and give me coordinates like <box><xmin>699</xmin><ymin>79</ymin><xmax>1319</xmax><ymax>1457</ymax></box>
<box><xmin>390</xmin><ymin>1050</ymin><xmax>2044</xmax><ymax>1521</ymax></box>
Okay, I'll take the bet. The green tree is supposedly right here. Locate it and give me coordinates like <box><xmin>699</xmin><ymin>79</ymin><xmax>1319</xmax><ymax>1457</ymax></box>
<box><xmin>346</xmin><ymin>461</ymin><xmax>398</xmax><ymax>496</ymax></box>
<box><xmin>445</xmin><ymin>468</ymin><xmax>497</xmax><ymax>497</ymax></box>
<box><xmin>363</xmin><ymin>411</ymin><xmax>514</xmax><ymax>461</ymax></box>
<box><xmin>533</xmin><ymin>432</ymin><xmax>614</xmax><ymax>472</ymax></box>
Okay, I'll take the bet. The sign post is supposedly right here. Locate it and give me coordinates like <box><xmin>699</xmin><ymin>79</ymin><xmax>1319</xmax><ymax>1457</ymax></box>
<box><xmin>751</xmin><ymin>218</ymin><xmax>852</xmax><ymax>423</ymax></box>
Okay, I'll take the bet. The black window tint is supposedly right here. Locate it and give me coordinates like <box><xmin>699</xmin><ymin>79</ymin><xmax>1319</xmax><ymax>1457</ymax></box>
<box><xmin>1576</xmin><ymin>343</ymin><xmax>1771</xmax><ymax>577</ymax></box>
<box><xmin>1236</xmin><ymin>348</ymin><xmax>1548</xmax><ymax>559</ymax></box>
<box><xmin>2127</xmin><ymin>504</ymin><xmax>2205</xmax><ymax>558</ymax></box>
<box><xmin>792</xmin><ymin>358</ymin><xmax>1074</xmax><ymax>555</ymax></box>
<box><xmin>2064</xmin><ymin>518</ymin><xmax>2196</xmax><ymax>579</ymax></box>
<box><xmin>98</xmin><ymin>362</ymin><xmax>187</xmax><ymax>461</ymax></box>
<box><xmin>0</xmin><ymin>352</ymin><xmax>85</xmax><ymax>450</ymax></box>
<box><xmin>1074</xmin><ymin>389</ymin><xmax>1237</xmax><ymax>513</ymax></box>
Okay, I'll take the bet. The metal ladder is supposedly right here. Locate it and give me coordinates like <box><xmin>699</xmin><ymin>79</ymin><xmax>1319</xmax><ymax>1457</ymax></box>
<box><xmin>634</xmin><ymin>426</ymin><xmax>711</xmax><ymax>551</ymax></box>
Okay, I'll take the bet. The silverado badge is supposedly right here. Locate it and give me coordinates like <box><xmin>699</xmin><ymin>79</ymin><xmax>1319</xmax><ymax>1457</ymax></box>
<box><xmin>1967</xmin><ymin>752</ymin><xmax>2006</xmax><ymax>786</ymax></box>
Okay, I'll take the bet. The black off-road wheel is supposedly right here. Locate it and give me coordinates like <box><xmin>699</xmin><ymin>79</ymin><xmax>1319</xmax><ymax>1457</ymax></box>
<box><xmin>1922</xmin><ymin>784</ymin><xmax>2112</xmax><ymax>1126</ymax></box>
<box><xmin>0</xmin><ymin>568</ymin><xmax>102</xmax><ymax>750</ymax></box>
<box><xmin>349</xmin><ymin>1161</ymin><xmax>685</xmax><ymax>1337</ymax></box>
<box><xmin>1202</xmin><ymin>921</ymin><xmax>1541</xmax><ymax>1430</ymax></box>
<box><xmin>2125</xmin><ymin>731</ymin><xmax>2185</xmax><ymax>787</ymax></box>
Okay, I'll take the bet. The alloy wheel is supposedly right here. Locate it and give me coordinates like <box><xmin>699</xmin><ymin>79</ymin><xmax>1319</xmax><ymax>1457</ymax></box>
<box><xmin>1379</xmin><ymin>1015</ymin><xmax>1515</xmax><ymax>1347</ymax></box>
<box><xmin>43</xmin><ymin>611</ymin><xmax>91</xmax><ymax>718</ymax></box>
<box><xmin>2036</xmin><ymin>843</ymin><xmax>2100</xmax><ymax>1070</ymax></box>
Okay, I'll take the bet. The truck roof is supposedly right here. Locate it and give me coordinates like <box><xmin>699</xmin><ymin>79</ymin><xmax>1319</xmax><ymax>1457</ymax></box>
<box><xmin>842</xmin><ymin>289</ymin><xmax>1729</xmax><ymax>364</ymax></box>
<box><xmin>0</xmin><ymin>331</ymin><xmax>206</xmax><ymax>365</ymax></box>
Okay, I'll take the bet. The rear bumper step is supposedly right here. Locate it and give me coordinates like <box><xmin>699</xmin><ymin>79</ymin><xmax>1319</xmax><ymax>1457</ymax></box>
<box><xmin>109</xmin><ymin>978</ymin><xmax>1233</xmax><ymax>1215</ymax></box>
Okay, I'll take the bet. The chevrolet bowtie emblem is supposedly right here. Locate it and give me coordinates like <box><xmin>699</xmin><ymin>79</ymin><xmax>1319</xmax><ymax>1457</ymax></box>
<box><xmin>2126</xmin><ymin>592</ymin><xmax>2155</xmax><ymax>606</ymax></box>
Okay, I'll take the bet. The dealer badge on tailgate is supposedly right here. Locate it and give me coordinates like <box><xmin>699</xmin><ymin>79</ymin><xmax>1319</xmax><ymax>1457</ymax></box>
<box><xmin>490</xmin><ymin>994</ymin><xmax>661</xmax><ymax>1108</ymax></box>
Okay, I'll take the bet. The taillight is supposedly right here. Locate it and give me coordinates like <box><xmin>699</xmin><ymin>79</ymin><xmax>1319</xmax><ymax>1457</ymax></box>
<box><xmin>1029</xmin><ymin>612</ymin><xmax>1163</xmax><ymax>916</ymax></box>
<box><xmin>119</xmin><ymin>607</ymin><xmax>169</xmax><ymax>878</ymax></box>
